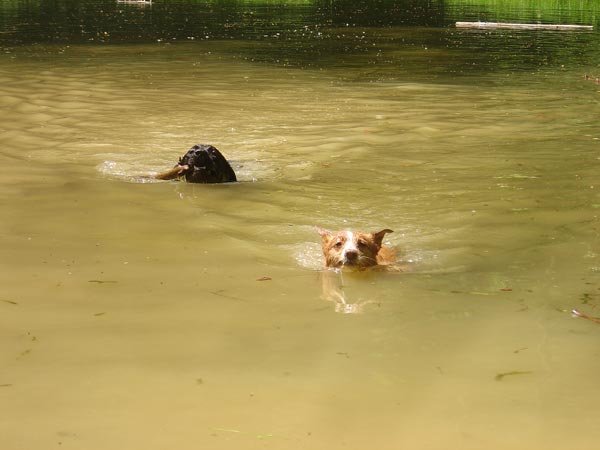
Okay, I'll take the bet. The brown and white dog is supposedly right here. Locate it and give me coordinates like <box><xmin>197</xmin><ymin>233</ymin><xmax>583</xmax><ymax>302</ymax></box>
<box><xmin>317</xmin><ymin>228</ymin><xmax>396</xmax><ymax>269</ymax></box>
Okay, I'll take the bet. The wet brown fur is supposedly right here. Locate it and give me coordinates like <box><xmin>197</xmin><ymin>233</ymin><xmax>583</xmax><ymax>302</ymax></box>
<box><xmin>317</xmin><ymin>228</ymin><xmax>395</xmax><ymax>269</ymax></box>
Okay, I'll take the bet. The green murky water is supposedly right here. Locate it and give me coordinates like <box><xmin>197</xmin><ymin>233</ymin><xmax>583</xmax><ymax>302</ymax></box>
<box><xmin>1</xmin><ymin>1</ymin><xmax>600</xmax><ymax>449</ymax></box>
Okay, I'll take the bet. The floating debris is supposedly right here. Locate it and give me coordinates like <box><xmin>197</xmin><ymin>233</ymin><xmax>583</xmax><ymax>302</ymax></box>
<box><xmin>1</xmin><ymin>299</ymin><xmax>18</xmax><ymax>305</ymax></box>
<box><xmin>572</xmin><ymin>309</ymin><xmax>600</xmax><ymax>324</ymax></box>
<box><xmin>17</xmin><ymin>349</ymin><xmax>32</xmax><ymax>359</ymax></box>
<box><xmin>213</xmin><ymin>428</ymin><xmax>241</xmax><ymax>434</ymax></box>
<box><xmin>209</xmin><ymin>290</ymin><xmax>246</xmax><ymax>301</ymax></box>
<box><xmin>456</xmin><ymin>22</ymin><xmax>593</xmax><ymax>31</ymax></box>
<box><xmin>117</xmin><ymin>0</ymin><xmax>152</xmax><ymax>4</ymax></box>
<box><xmin>495</xmin><ymin>370</ymin><xmax>532</xmax><ymax>381</ymax></box>
<box><xmin>256</xmin><ymin>276</ymin><xmax>272</xmax><ymax>281</ymax></box>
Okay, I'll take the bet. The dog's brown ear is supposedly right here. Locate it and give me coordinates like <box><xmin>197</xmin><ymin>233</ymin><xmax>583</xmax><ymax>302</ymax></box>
<box><xmin>316</xmin><ymin>227</ymin><xmax>332</xmax><ymax>240</ymax></box>
<box><xmin>372</xmin><ymin>229</ymin><xmax>393</xmax><ymax>246</ymax></box>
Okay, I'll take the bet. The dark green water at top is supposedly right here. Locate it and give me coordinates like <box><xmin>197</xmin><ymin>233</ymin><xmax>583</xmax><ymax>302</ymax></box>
<box><xmin>1</xmin><ymin>0</ymin><xmax>599</xmax><ymax>78</ymax></box>
<box><xmin>2</xmin><ymin>2</ymin><xmax>600</xmax><ymax>450</ymax></box>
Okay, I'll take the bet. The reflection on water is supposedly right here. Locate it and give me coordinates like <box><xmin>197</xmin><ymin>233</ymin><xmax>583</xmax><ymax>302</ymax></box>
<box><xmin>2</xmin><ymin>1</ymin><xmax>600</xmax><ymax>450</ymax></box>
<box><xmin>320</xmin><ymin>269</ymin><xmax>406</xmax><ymax>314</ymax></box>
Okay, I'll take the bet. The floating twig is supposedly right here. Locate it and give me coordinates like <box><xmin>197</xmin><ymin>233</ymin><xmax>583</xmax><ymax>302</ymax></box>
<box><xmin>495</xmin><ymin>370</ymin><xmax>532</xmax><ymax>381</ymax></box>
<box><xmin>572</xmin><ymin>309</ymin><xmax>600</xmax><ymax>324</ymax></box>
<box><xmin>117</xmin><ymin>0</ymin><xmax>152</xmax><ymax>4</ymax></box>
<box><xmin>456</xmin><ymin>22</ymin><xmax>593</xmax><ymax>31</ymax></box>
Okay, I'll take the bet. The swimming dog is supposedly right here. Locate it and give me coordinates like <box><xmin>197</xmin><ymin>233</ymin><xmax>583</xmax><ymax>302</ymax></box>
<box><xmin>317</xmin><ymin>228</ymin><xmax>395</xmax><ymax>269</ymax></box>
<box><xmin>155</xmin><ymin>144</ymin><xmax>237</xmax><ymax>183</ymax></box>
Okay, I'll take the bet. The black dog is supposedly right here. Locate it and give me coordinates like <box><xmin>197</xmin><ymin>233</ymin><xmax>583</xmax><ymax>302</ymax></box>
<box><xmin>156</xmin><ymin>144</ymin><xmax>237</xmax><ymax>183</ymax></box>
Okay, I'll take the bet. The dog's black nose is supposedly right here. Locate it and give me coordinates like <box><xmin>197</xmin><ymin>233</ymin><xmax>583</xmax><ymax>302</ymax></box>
<box><xmin>345</xmin><ymin>250</ymin><xmax>359</xmax><ymax>261</ymax></box>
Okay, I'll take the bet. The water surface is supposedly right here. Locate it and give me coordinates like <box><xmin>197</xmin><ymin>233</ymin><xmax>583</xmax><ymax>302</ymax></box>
<box><xmin>1</xmin><ymin>1</ymin><xmax>600</xmax><ymax>449</ymax></box>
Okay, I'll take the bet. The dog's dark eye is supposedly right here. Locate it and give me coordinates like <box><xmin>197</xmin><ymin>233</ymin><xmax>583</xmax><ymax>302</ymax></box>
<box><xmin>357</xmin><ymin>240</ymin><xmax>368</xmax><ymax>248</ymax></box>
<box><xmin>334</xmin><ymin>241</ymin><xmax>343</xmax><ymax>249</ymax></box>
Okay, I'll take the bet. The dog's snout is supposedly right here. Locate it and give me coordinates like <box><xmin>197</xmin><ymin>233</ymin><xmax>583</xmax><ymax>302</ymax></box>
<box><xmin>344</xmin><ymin>249</ymin><xmax>359</xmax><ymax>260</ymax></box>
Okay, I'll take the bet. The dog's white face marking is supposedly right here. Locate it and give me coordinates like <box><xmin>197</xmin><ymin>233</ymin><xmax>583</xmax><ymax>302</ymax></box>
<box><xmin>341</xmin><ymin>231</ymin><xmax>359</xmax><ymax>264</ymax></box>
<box><xmin>317</xmin><ymin>228</ymin><xmax>394</xmax><ymax>269</ymax></box>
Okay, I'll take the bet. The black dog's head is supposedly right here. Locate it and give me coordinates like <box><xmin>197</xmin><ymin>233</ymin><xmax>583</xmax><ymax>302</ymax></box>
<box><xmin>178</xmin><ymin>144</ymin><xmax>237</xmax><ymax>183</ymax></box>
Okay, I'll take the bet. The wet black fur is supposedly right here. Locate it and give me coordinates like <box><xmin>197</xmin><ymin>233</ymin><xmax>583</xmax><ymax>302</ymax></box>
<box><xmin>178</xmin><ymin>144</ymin><xmax>237</xmax><ymax>183</ymax></box>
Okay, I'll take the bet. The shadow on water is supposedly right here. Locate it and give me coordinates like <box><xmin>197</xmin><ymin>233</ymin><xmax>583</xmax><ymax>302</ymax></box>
<box><xmin>1</xmin><ymin>0</ymin><xmax>446</xmax><ymax>47</ymax></box>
